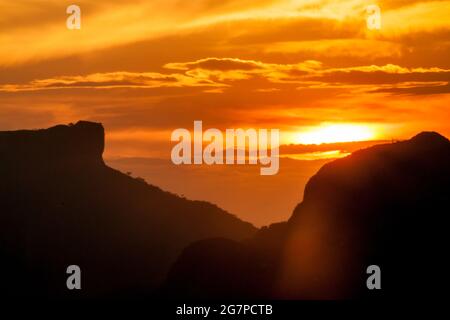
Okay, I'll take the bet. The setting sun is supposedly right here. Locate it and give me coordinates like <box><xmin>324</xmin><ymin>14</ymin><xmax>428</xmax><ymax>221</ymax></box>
<box><xmin>295</xmin><ymin>124</ymin><xmax>377</xmax><ymax>145</ymax></box>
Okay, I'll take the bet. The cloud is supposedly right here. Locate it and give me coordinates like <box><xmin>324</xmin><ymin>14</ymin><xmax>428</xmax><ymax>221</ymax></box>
<box><xmin>372</xmin><ymin>82</ymin><xmax>450</xmax><ymax>95</ymax></box>
<box><xmin>0</xmin><ymin>71</ymin><xmax>223</xmax><ymax>92</ymax></box>
<box><xmin>280</xmin><ymin>140</ymin><xmax>389</xmax><ymax>155</ymax></box>
<box><xmin>308</xmin><ymin>65</ymin><xmax>450</xmax><ymax>85</ymax></box>
<box><xmin>165</xmin><ymin>57</ymin><xmax>265</xmax><ymax>71</ymax></box>
<box><xmin>2</xmin><ymin>0</ymin><xmax>448</xmax><ymax>66</ymax></box>
<box><xmin>2</xmin><ymin>58</ymin><xmax>448</xmax><ymax>95</ymax></box>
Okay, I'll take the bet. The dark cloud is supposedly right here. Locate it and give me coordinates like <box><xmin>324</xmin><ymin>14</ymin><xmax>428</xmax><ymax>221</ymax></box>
<box><xmin>310</xmin><ymin>70</ymin><xmax>450</xmax><ymax>85</ymax></box>
<box><xmin>372</xmin><ymin>82</ymin><xmax>450</xmax><ymax>95</ymax></box>
<box><xmin>166</xmin><ymin>58</ymin><xmax>264</xmax><ymax>71</ymax></box>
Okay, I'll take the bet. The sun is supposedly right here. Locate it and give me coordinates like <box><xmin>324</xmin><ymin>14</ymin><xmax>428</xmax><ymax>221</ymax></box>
<box><xmin>295</xmin><ymin>123</ymin><xmax>377</xmax><ymax>144</ymax></box>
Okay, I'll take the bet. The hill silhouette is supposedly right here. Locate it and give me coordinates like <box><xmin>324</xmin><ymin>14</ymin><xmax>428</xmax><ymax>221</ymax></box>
<box><xmin>162</xmin><ymin>132</ymin><xmax>450</xmax><ymax>299</ymax></box>
<box><xmin>0</xmin><ymin>121</ymin><xmax>256</xmax><ymax>298</ymax></box>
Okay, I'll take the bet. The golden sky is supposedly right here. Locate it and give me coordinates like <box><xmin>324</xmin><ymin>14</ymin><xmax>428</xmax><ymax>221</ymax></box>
<box><xmin>1</xmin><ymin>0</ymin><xmax>450</xmax><ymax>158</ymax></box>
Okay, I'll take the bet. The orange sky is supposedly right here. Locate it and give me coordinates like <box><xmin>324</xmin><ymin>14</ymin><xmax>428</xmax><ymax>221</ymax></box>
<box><xmin>1</xmin><ymin>0</ymin><xmax>449</xmax><ymax>225</ymax></box>
<box><xmin>1</xmin><ymin>0</ymin><xmax>450</xmax><ymax>158</ymax></box>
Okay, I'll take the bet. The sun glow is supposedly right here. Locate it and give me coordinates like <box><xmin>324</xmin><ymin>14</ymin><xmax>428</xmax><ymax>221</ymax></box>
<box><xmin>295</xmin><ymin>124</ymin><xmax>377</xmax><ymax>144</ymax></box>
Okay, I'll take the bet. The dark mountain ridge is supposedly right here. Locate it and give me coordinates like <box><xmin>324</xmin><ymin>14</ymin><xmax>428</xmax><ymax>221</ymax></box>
<box><xmin>163</xmin><ymin>131</ymin><xmax>450</xmax><ymax>299</ymax></box>
<box><xmin>0</xmin><ymin>121</ymin><xmax>256</xmax><ymax>297</ymax></box>
<box><xmin>2</xmin><ymin>121</ymin><xmax>448</xmax><ymax>299</ymax></box>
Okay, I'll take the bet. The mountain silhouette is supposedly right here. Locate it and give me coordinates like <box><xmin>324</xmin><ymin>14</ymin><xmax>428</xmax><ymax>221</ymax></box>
<box><xmin>0</xmin><ymin>121</ymin><xmax>256</xmax><ymax>298</ymax></box>
<box><xmin>162</xmin><ymin>131</ymin><xmax>450</xmax><ymax>299</ymax></box>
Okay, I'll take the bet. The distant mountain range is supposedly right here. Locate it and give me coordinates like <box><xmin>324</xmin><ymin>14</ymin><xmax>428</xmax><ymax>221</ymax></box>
<box><xmin>0</xmin><ymin>121</ymin><xmax>256</xmax><ymax>298</ymax></box>
<box><xmin>1</xmin><ymin>121</ymin><xmax>448</xmax><ymax>299</ymax></box>
<box><xmin>107</xmin><ymin>155</ymin><xmax>330</xmax><ymax>227</ymax></box>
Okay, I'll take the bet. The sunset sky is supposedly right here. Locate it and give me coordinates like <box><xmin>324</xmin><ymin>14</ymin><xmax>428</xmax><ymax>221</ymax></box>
<box><xmin>1</xmin><ymin>0</ymin><xmax>450</xmax><ymax>224</ymax></box>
